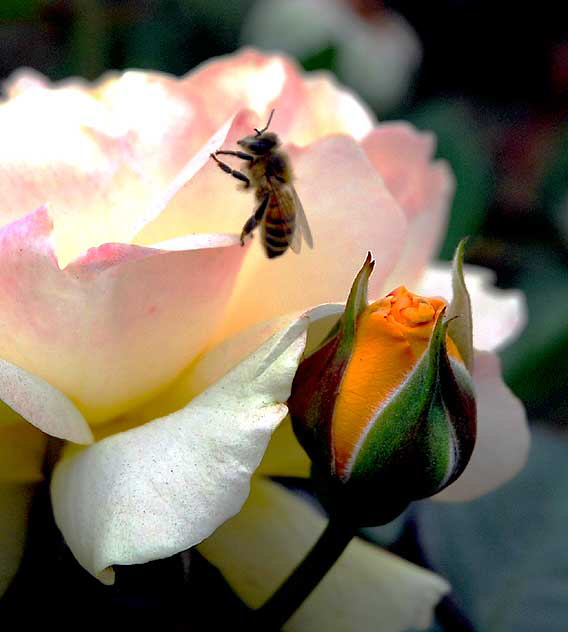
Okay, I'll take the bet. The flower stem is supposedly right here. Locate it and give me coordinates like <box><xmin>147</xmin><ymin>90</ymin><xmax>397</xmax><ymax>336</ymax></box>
<box><xmin>252</xmin><ymin>519</ymin><xmax>356</xmax><ymax>630</ymax></box>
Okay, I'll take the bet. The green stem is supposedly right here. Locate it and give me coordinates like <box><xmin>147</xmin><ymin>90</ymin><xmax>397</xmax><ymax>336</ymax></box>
<box><xmin>252</xmin><ymin>519</ymin><xmax>356</xmax><ymax>630</ymax></box>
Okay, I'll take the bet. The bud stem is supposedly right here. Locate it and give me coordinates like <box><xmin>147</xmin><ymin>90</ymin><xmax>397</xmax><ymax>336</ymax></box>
<box><xmin>252</xmin><ymin>519</ymin><xmax>356</xmax><ymax>630</ymax></box>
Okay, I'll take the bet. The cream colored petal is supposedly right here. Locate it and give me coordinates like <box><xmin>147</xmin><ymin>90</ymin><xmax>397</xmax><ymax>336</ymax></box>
<box><xmin>200</xmin><ymin>478</ymin><xmax>450</xmax><ymax>631</ymax></box>
<box><xmin>415</xmin><ymin>263</ymin><xmax>527</xmax><ymax>351</ymax></box>
<box><xmin>50</xmin><ymin>315</ymin><xmax>308</xmax><ymax>584</ymax></box>
<box><xmin>434</xmin><ymin>350</ymin><xmax>530</xmax><ymax>501</ymax></box>
<box><xmin>0</xmin><ymin>208</ymin><xmax>246</xmax><ymax>425</ymax></box>
<box><xmin>0</xmin><ymin>359</ymin><xmax>91</xmax><ymax>444</ymax></box>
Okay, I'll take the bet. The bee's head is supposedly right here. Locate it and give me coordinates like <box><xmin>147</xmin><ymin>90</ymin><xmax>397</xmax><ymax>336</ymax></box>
<box><xmin>237</xmin><ymin>131</ymin><xmax>279</xmax><ymax>155</ymax></box>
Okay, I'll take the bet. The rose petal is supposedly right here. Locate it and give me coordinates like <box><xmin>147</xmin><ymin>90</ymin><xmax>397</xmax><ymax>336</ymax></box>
<box><xmin>257</xmin><ymin>417</ymin><xmax>311</xmax><ymax>478</ymax></box>
<box><xmin>207</xmin><ymin>135</ymin><xmax>407</xmax><ymax>341</ymax></box>
<box><xmin>0</xmin><ymin>419</ymin><xmax>47</xmax><ymax>482</ymax></box>
<box><xmin>199</xmin><ymin>478</ymin><xmax>450</xmax><ymax>631</ymax></box>
<box><xmin>362</xmin><ymin>124</ymin><xmax>455</xmax><ymax>289</ymax></box>
<box><xmin>0</xmin><ymin>73</ymin><xmax>169</xmax><ymax>265</ymax></box>
<box><xmin>0</xmin><ymin>207</ymin><xmax>246</xmax><ymax>424</ymax></box>
<box><xmin>50</xmin><ymin>315</ymin><xmax>308</xmax><ymax>583</ymax></box>
<box><xmin>0</xmin><ymin>360</ymin><xmax>91</xmax><ymax>444</ymax></box>
<box><xmin>433</xmin><ymin>351</ymin><xmax>530</xmax><ymax>501</ymax></box>
<box><xmin>415</xmin><ymin>263</ymin><xmax>527</xmax><ymax>351</ymax></box>
<box><xmin>94</xmin><ymin>303</ymin><xmax>345</xmax><ymax>445</ymax></box>
<box><xmin>0</xmin><ymin>420</ymin><xmax>47</xmax><ymax>596</ymax></box>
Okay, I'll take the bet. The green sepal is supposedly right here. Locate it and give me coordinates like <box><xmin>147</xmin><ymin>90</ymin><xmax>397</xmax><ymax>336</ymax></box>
<box><xmin>447</xmin><ymin>238</ymin><xmax>474</xmax><ymax>372</ymax></box>
<box><xmin>312</xmin><ymin>253</ymin><xmax>375</xmax><ymax>356</ymax></box>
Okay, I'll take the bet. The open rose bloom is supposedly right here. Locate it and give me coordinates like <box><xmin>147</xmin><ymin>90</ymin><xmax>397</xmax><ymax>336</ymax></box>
<box><xmin>0</xmin><ymin>50</ymin><xmax>528</xmax><ymax>629</ymax></box>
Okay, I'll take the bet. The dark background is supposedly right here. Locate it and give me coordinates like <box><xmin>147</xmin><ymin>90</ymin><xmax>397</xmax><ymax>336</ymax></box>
<box><xmin>1</xmin><ymin>1</ymin><xmax>567</xmax><ymax>630</ymax></box>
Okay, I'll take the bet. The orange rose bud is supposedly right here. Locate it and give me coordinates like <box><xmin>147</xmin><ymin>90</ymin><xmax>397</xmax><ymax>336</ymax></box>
<box><xmin>289</xmin><ymin>242</ymin><xmax>476</xmax><ymax>526</ymax></box>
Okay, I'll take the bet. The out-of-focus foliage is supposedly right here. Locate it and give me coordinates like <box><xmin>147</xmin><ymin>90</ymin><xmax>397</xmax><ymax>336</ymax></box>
<box><xmin>241</xmin><ymin>0</ymin><xmax>422</xmax><ymax>115</ymax></box>
<box><xmin>417</xmin><ymin>427</ymin><xmax>568</xmax><ymax>632</ymax></box>
<box><xmin>407</xmin><ymin>99</ymin><xmax>494</xmax><ymax>261</ymax></box>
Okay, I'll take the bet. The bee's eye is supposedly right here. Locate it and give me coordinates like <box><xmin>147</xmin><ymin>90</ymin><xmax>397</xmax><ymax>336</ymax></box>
<box><xmin>238</xmin><ymin>133</ymin><xmax>278</xmax><ymax>154</ymax></box>
<box><xmin>248</xmin><ymin>138</ymin><xmax>276</xmax><ymax>154</ymax></box>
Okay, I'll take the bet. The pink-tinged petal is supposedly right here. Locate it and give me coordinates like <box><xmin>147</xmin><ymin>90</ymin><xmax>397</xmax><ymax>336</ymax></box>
<box><xmin>0</xmin><ymin>207</ymin><xmax>246</xmax><ymax>424</ymax></box>
<box><xmin>50</xmin><ymin>316</ymin><xmax>308</xmax><ymax>583</ymax></box>
<box><xmin>200</xmin><ymin>478</ymin><xmax>450</xmax><ymax>631</ymax></box>
<box><xmin>208</xmin><ymin>135</ymin><xmax>407</xmax><ymax>341</ymax></box>
<box><xmin>362</xmin><ymin>124</ymin><xmax>455</xmax><ymax>288</ymax></box>
<box><xmin>283</xmin><ymin>73</ymin><xmax>375</xmax><ymax>145</ymax></box>
<box><xmin>0</xmin><ymin>74</ymin><xmax>164</xmax><ymax>265</ymax></box>
<box><xmin>415</xmin><ymin>263</ymin><xmax>527</xmax><ymax>351</ymax></box>
<box><xmin>0</xmin><ymin>359</ymin><xmax>92</xmax><ymax>444</ymax></box>
<box><xmin>433</xmin><ymin>351</ymin><xmax>530</xmax><ymax>501</ymax></box>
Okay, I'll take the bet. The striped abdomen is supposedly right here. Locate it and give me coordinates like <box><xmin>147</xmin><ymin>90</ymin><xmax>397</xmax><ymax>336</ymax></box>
<box><xmin>261</xmin><ymin>207</ymin><xmax>296</xmax><ymax>258</ymax></box>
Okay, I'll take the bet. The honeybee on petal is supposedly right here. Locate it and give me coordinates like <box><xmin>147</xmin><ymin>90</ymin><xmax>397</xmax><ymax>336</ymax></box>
<box><xmin>210</xmin><ymin>110</ymin><xmax>313</xmax><ymax>259</ymax></box>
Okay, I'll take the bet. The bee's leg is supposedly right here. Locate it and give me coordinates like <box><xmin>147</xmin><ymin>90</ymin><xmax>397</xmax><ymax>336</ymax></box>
<box><xmin>215</xmin><ymin>150</ymin><xmax>254</xmax><ymax>161</ymax></box>
<box><xmin>210</xmin><ymin>154</ymin><xmax>250</xmax><ymax>188</ymax></box>
<box><xmin>240</xmin><ymin>195</ymin><xmax>269</xmax><ymax>246</ymax></box>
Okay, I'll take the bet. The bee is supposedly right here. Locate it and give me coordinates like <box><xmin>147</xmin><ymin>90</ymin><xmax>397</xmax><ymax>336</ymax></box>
<box><xmin>210</xmin><ymin>110</ymin><xmax>313</xmax><ymax>259</ymax></box>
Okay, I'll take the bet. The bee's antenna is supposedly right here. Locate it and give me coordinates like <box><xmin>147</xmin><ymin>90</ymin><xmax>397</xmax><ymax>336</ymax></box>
<box><xmin>254</xmin><ymin>109</ymin><xmax>275</xmax><ymax>136</ymax></box>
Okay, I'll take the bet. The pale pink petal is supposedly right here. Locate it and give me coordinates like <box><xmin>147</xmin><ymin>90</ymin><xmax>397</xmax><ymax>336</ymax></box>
<box><xmin>1</xmin><ymin>51</ymin><xmax>374</xmax><ymax>263</ymax></box>
<box><xmin>0</xmin><ymin>73</ymin><xmax>165</xmax><ymax>265</ymax></box>
<box><xmin>415</xmin><ymin>263</ymin><xmax>527</xmax><ymax>351</ymax></box>
<box><xmin>362</xmin><ymin>124</ymin><xmax>455</xmax><ymax>288</ymax></box>
<box><xmin>200</xmin><ymin>478</ymin><xmax>450</xmax><ymax>631</ymax></box>
<box><xmin>210</xmin><ymin>135</ymin><xmax>408</xmax><ymax>341</ymax></box>
<box><xmin>283</xmin><ymin>72</ymin><xmax>375</xmax><ymax>145</ymax></box>
<box><xmin>0</xmin><ymin>207</ymin><xmax>246</xmax><ymax>425</ymax></box>
<box><xmin>50</xmin><ymin>316</ymin><xmax>308</xmax><ymax>583</ymax></box>
<box><xmin>434</xmin><ymin>351</ymin><xmax>530</xmax><ymax>501</ymax></box>
<box><xmin>155</xmin><ymin>48</ymin><xmax>373</xmax><ymax>146</ymax></box>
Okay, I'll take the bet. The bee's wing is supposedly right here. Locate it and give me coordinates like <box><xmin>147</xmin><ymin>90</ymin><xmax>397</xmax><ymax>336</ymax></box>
<box><xmin>291</xmin><ymin>185</ymin><xmax>313</xmax><ymax>250</ymax></box>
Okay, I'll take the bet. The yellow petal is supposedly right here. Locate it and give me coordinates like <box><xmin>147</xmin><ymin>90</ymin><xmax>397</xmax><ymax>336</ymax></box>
<box><xmin>0</xmin><ymin>483</ymin><xmax>35</xmax><ymax>596</ymax></box>
<box><xmin>0</xmin><ymin>420</ymin><xmax>47</xmax><ymax>596</ymax></box>
<box><xmin>200</xmin><ymin>478</ymin><xmax>450</xmax><ymax>631</ymax></box>
<box><xmin>257</xmin><ymin>417</ymin><xmax>310</xmax><ymax>479</ymax></box>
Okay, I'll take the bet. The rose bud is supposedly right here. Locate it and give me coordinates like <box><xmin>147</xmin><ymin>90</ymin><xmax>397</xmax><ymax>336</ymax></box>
<box><xmin>288</xmin><ymin>242</ymin><xmax>476</xmax><ymax>526</ymax></box>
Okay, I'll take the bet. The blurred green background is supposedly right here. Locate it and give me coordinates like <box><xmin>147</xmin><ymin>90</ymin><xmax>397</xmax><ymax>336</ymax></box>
<box><xmin>1</xmin><ymin>1</ymin><xmax>567</xmax><ymax>630</ymax></box>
